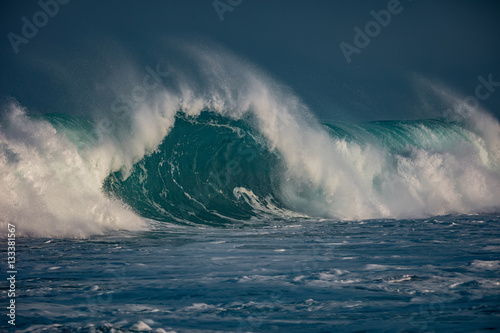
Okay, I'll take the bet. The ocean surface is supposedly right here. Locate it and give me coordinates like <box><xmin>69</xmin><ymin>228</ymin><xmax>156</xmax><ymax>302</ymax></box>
<box><xmin>4</xmin><ymin>214</ymin><xmax>500</xmax><ymax>332</ymax></box>
<box><xmin>1</xmin><ymin>47</ymin><xmax>500</xmax><ymax>332</ymax></box>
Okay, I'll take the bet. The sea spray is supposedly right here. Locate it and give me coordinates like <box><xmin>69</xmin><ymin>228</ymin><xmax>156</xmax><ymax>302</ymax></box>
<box><xmin>0</xmin><ymin>103</ymin><xmax>145</xmax><ymax>237</ymax></box>
<box><xmin>1</xmin><ymin>45</ymin><xmax>500</xmax><ymax>237</ymax></box>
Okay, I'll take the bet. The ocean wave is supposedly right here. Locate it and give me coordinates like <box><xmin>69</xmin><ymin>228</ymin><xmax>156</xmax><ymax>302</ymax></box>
<box><xmin>1</xmin><ymin>44</ymin><xmax>499</xmax><ymax>237</ymax></box>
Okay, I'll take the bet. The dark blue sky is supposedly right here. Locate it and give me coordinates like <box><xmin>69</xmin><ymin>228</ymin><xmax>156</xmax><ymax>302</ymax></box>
<box><xmin>1</xmin><ymin>0</ymin><xmax>499</xmax><ymax>121</ymax></box>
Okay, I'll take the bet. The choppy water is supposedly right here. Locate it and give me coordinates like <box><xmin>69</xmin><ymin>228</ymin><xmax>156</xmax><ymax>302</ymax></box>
<box><xmin>3</xmin><ymin>214</ymin><xmax>499</xmax><ymax>332</ymax></box>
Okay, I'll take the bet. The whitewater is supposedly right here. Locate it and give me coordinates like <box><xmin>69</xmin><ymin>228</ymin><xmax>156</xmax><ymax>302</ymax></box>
<box><xmin>1</xmin><ymin>45</ymin><xmax>500</xmax><ymax>332</ymax></box>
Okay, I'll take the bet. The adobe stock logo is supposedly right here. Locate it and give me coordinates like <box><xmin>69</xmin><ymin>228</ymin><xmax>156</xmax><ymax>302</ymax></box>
<box><xmin>213</xmin><ymin>0</ymin><xmax>243</xmax><ymax>22</ymax></box>
<box><xmin>7</xmin><ymin>0</ymin><xmax>71</xmax><ymax>54</ymax></box>
<box><xmin>339</xmin><ymin>0</ymin><xmax>412</xmax><ymax>64</ymax></box>
<box><xmin>444</xmin><ymin>74</ymin><xmax>500</xmax><ymax>121</ymax></box>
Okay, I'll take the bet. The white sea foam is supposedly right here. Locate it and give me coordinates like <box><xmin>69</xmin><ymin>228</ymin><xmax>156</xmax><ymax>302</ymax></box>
<box><xmin>0</xmin><ymin>104</ymin><xmax>146</xmax><ymax>238</ymax></box>
<box><xmin>470</xmin><ymin>260</ymin><xmax>500</xmax><ymax>271</ymax></box>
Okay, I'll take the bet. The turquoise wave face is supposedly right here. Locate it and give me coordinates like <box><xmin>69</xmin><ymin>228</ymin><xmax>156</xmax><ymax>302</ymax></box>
<box><xmin>103</xmin><ymin>112</ymin><xmax>283</xmax><ymax>226</ymax></box>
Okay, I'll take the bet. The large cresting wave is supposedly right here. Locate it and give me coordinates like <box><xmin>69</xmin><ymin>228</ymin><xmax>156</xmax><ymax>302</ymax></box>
<box><xmin>1</xmin><ymin>43</ymin><xmax>500</xmax><ymax>237</ymax></box>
